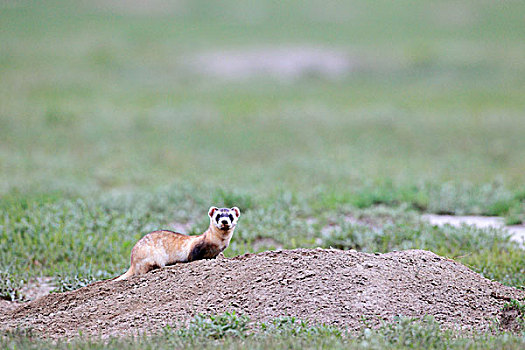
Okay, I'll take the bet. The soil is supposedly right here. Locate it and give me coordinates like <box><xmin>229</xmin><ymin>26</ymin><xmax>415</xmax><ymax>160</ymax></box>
<box><xmin>190</xmin><ymin>47</ymin><xmax>362</xmax><ymax>81</ymax></box>
<box><xmin>20</xmin><ymin>277</ymin><xmax>55</xmax><ymax>301</ymax></box>
<box><xmin>0</xmin><ymin>249</ymin><xmax>523</xmax><ymax>339</ymax></box>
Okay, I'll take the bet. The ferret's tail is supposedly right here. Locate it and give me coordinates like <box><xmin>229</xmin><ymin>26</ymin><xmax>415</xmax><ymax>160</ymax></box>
<box><xmin>114</xmin><ymin>267</ymin><xmax>134</xmax><ymax>281</ymax></box>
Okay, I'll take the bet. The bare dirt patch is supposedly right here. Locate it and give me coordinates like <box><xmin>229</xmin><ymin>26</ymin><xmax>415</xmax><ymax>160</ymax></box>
<box><xmin>190</xmin><ymin>47</ymin><xmax>362</xmax><ymax>81</ymax></box>
<box><xmin>423</xmin><ymin>214</ymin><xmax>525</xmax><ymax>245</ymax></box>
<box><xmin>168</xmin><ymin>220</ymin><xmax>194</xmax><ymax>235</ymax></box>
<box><xmin>252</xmin><ymin>237</ymin><xmax>284</xmax><ymax>251</ymax></box>
<box><xmin>0</xmin><ymin>300</ymin><xmax>19</xmax><ymax>314</ymax></box>
<box><xmin>20</xmin><ymin>277</ymin><xmax>55</xmax><ymax>301</ymax></box>
<box><xmin>0</xmin><ymin>249</ymin><xmax>522</xmax><ymax>339</ymax></box>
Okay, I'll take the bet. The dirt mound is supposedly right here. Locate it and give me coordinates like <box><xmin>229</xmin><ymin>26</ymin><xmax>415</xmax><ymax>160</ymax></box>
<box><xmin>1</xmin><ymin>249</ymin><xmax>523</xmax><ymax>339</ymax></box>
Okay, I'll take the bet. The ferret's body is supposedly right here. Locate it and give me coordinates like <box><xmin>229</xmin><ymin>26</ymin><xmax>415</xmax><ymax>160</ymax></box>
<box><xmin>115</xmin><ymin>206</ymin><xmax>240</xmax><ymax>281</ymax></box>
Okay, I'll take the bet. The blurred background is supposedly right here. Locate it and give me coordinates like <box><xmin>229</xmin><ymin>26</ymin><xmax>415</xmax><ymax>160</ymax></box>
<box><xmin>1</xmin><ymin>0</ymin><xmax>524</xmax><ymax>195</ymax></box>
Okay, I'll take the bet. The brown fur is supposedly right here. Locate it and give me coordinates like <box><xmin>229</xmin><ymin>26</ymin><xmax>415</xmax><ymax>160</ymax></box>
<box><xmin>115</xmin><ymin>207</ymin><xmax>239</xmax><ymax>281</ymax></box>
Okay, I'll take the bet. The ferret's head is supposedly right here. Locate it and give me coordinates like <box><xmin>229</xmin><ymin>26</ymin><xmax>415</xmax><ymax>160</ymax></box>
<box><xmin>208</xmin><ymin>206</ymin><xmax>240</xmax><ymax>231</ymax></box>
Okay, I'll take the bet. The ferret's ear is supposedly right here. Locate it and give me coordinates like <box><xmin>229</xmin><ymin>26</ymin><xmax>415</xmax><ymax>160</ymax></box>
<box><xmin>208</xmin><ymin>206</ymin><xmax>218</xmax><ymax>217</ymax></box>
<box><xmin>231</xmin><ymin>207</ymin><xmax>240</xmax><ymax>218</ymax></box>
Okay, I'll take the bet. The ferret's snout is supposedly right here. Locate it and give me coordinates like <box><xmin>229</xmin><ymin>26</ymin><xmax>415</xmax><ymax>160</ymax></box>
<box><xmin>221</xmin><ymin>219</ymin><xmax>229</xmax><ymax>225</ymax></box>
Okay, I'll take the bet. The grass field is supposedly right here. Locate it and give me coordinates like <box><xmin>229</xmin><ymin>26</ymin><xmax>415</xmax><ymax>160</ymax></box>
<box><xmin>1</xmin><ymin>0</ymin><xmax>524</xmax><ymax>348</ymax></box>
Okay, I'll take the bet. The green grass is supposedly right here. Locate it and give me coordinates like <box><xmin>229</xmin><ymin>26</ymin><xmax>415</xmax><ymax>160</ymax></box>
<box><xmin>1</xmin><ymin>187</ymin><xmax>523</xmax><ymax>301</ymax></box>
<box><xmin>1</xmin><ymin>312</ymin><xmax>524</xmax><ymax>349</ymax></box>
<box><xmin>1</xmin><ymin>0</ymin><xmax>524</xmax><ymax>347</ymax></box>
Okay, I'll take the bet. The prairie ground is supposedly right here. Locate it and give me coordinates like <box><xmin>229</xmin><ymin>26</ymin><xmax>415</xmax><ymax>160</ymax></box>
<box><xmin>0</xmin><ymin>0</ymin><xmax>524</xmax><ymax>348</ymax></box>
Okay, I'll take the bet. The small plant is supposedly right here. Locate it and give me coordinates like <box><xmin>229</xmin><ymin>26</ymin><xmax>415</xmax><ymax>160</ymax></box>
<box><xmin>52</xmin><ymin>274</ymin><xmax>97</xmax><ymax>293</ymax></box>
<box><xmin>501</xmin><ymin>299</ymin><xmax>525</xmax><ymax>333</ymax></box>
<box><xmin>505</xmin><ymin>202</ymin><xmax>525</xmax><ymax>225</ymax></box>
<box><xmin>363</xmin><ymin>315</ymin><xmax>452</xmax><ymax>348</ymax></box>
<box><xmin>259</xmin><ymin>316</ymin><xmax>342</xmax><ymax>339</ymax></box>
<box><xmin>503</xmin><ymin>299</ymin><xmax>525</xmax><ymax>314</ymax></box>
<box><xmin>52</xmin><ymin>267</ymin><xmax>112</xmax><ymax>293</ymax></box>
<box><xmin>173</xmin><ymin>311</ymin><xmax>250</xmax><ymax>340</ymax></box>
<box><xmin>0</xmin><ymin>270</ymin><xmax>25</xmax><ymax>301</ymax></box>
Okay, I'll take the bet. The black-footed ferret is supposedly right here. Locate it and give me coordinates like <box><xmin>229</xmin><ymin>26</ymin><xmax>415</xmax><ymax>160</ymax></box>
<box><xmin>115</xmin><ymin>206</ymin><xmax>240</xmax><ymax>281</ymax></box>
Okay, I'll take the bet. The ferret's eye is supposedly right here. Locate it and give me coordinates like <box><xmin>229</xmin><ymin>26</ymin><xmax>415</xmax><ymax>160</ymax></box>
<box><xmin>215</xmin><ymin>214</ymin><xmax>221</xmax><ymax>222</ymax></box>
<box><xmin>228</xmin><ymin>214</ymin><xmax>234</xmax><ymax>221</ymax></box>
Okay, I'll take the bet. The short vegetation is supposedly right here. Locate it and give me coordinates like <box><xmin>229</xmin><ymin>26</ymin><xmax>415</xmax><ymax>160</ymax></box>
<box><xmin>2</xmin><ymin>312</ymin><xmax>524</xmax><ymax>349</ymax></box>
<box><xmin>1</xmin><ymin>0</ymin><xmax>524</xmax><ymax>348</ymax></box>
